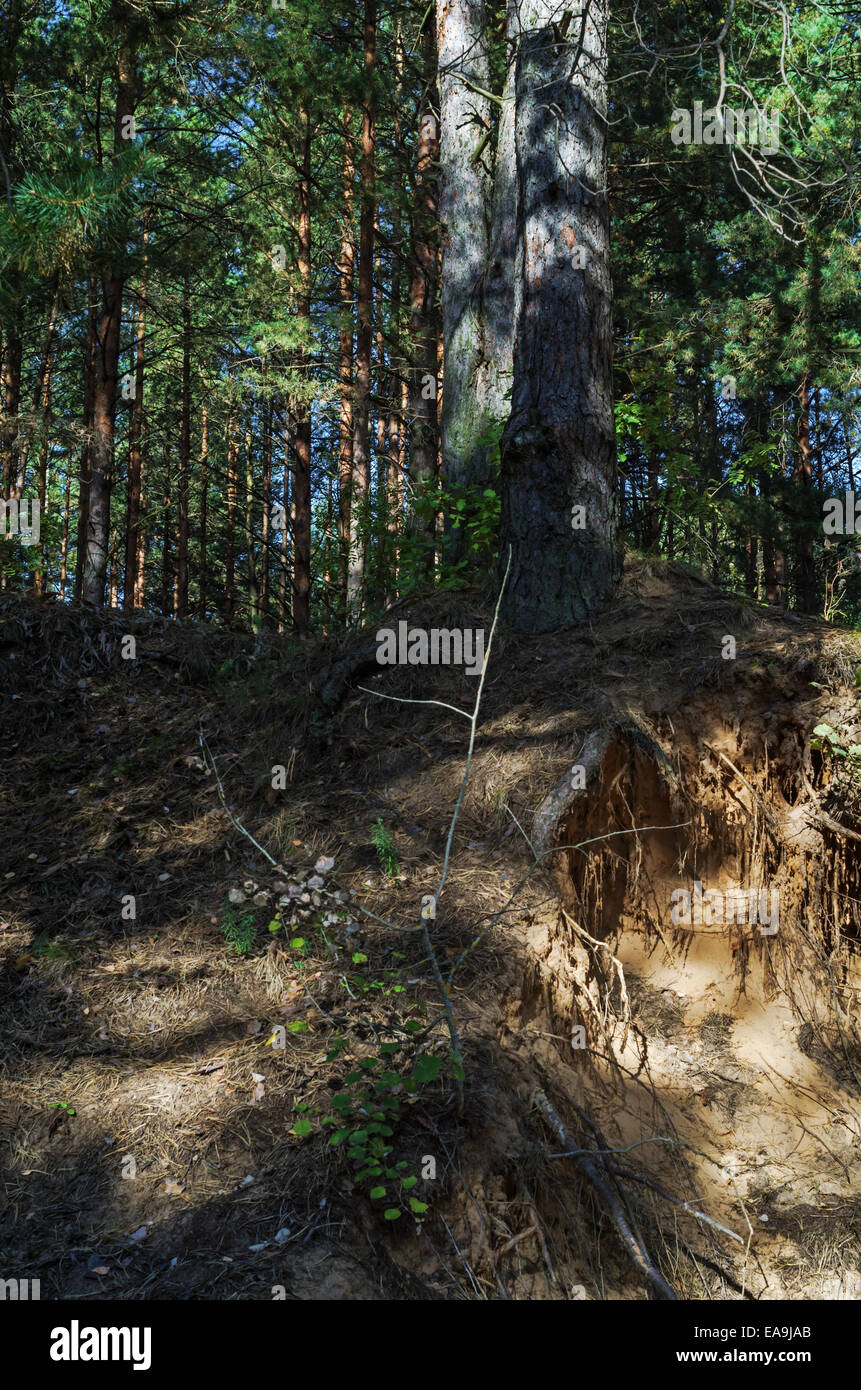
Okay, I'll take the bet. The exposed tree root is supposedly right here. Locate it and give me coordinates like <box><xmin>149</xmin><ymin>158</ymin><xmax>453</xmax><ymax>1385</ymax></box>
<box><xmin>531</xmin><ymin>1087</ymin><xmax>678</xmax><ymax>1300</ymax></box>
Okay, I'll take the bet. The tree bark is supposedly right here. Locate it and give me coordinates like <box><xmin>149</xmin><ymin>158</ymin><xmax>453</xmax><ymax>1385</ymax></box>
<box><xmin>160</xmin><ymin>441</ymin><xmax>173</xmax><ymax>617</ymax></box>
<box><xmin>498</xmin><ymin>0</ymin><xmax>619</xmax><ymax>631</ymax></box>
<box><xmin>75</xmin><ymin>284</ymin><xmax>98</xmax><ymax>600</ymax></box>
<box><xmin>198</xmin><ymin>403</ymin><xmax>208</xmax><ymax>619</ymax></box>
<box><xmin>32</xmin><ymin>344</ymin><xmax>53</xmax><ymax>595</ymax></box>
<box><xmin>124</xmin><ymin>213</ymin><xmax>149</xmax><ymax>609</ymax></box>
<box><xmin>292</xmin><ymin>101</ymin><xmax>313</xmax><ymax>635</ymax></box>
<box><xmin>794</xmin><ymin>371</ymin><xmax>815</xmax><ymax>613</ymax></box>
<box><xmin>260</xmin><ymin>395</ymin><xmax>272</xmax><ymax>624</ymax></box>
<box><xmin>226</xmin><ymin>399</ymin><xmax>237</xmax><ymax>621</ymax></box>
<box><xmin>347</xmin><ymin>0</ymin><xmax>376</xmax><ymax>622</ymax></box>
<box><xmin>59</xmin><ymin>453</ymin><xmax>73</xmax><ymax>600</ymax></box>
<box><xmin>407</xmin><ymin>19</ymin><xmax>439</xmax><ymax>568</ymax></box>
<box><xmin>436</xmin><ymin>0</ymin><xmax>492</xmax><ymax>519</ymax></box>
<box><xmin>245</xmin><ymin>410</ymin><xmax>258</xmax><ymax>628</ymax></box>
<box><xmin>176</xmin><ymin>274</ymin><xmax>191</xmax><ymax>617</ymax></box>
<box><xmin>17</xmin><ymin>286</ymin><xmax>60</xmax><ymax>496</ymax></box>
<box><xmin>337</xmin><ymin>111</ymin><xmax>355</xmax><ymax>627</ymax></box>
<box><xmin>479</xmin><ymin>0</ymin><xmax>517</xmax><ymax>430</ymax></box>
<box><xmin>1</xmin><ymin>305</ymin><xmax>22</xmax><ymax>495</ymax></box>
<box><xmin>83</xmin><ymin>40</ymin><xmax>137</xmax><ymax>604</ymax></box>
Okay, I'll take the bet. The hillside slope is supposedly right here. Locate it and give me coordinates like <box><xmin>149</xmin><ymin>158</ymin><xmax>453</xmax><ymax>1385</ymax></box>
<box><xmin>1</xmin><ymin>558</ymin><xmax>859</xmax><ymax>1300</ymax></box>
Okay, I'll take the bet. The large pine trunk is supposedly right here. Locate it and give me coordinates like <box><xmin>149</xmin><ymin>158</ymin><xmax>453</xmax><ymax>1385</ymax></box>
<box><xmin>497</xmin><ymin>0</ymin><xmax>618</xmax><ymax>631</ymax></box>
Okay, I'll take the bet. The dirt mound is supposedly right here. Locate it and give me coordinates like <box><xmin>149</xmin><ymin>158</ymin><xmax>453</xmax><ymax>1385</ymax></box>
<box><xmin>1</xmin><ymin>560</ymin><xmax>859</xmax><ymax>1300</ymax></box>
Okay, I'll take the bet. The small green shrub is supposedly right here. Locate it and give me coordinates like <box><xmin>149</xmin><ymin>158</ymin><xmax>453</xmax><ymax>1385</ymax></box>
<box><xmin>371</xmin><ymin>819</ymin><xmax>399</xmax><ymax>878</ymax></box>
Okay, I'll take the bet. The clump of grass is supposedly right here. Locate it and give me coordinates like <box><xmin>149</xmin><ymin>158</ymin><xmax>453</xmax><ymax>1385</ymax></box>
<box><xmin>34</xmin><ymin>939</ymin><xmax>77</xmax><ymax>971</ymax></box>
<box><xmin>219</xmin><ymin>904</ymin><xmax>257</xmax><ymax>956</ymax></box>
<box><xmin>371</xmin><ymin>818</ymin><xmax>399</xmax><ymax>878</ymax></box>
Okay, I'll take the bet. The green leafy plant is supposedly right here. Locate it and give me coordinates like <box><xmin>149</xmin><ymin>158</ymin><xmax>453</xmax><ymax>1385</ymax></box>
<box><xmin>50</xmin><ymin>1100</ymin><xmax>76</xmax><ymax>1117</ymax></box>
<box><xmin>371</xmin><ymin>819</ymin><xmax>400</xmax><ymax>878</ymax></box>
<box><xmin>811</xmin><ymin>722</ymin><xmax>861</xmax><ymax>767</ymax></box>
<box><xmin>293</xmin><ymin>1038</ymin><xmax>441</xmax><ymax>1221</ymax></box>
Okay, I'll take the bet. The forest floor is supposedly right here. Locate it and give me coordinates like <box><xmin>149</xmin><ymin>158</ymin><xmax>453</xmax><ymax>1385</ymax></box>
<box><xmin>1</xmin><ymin>557</ymin><xmax>860</xmax><ymax>1301</ymax></box>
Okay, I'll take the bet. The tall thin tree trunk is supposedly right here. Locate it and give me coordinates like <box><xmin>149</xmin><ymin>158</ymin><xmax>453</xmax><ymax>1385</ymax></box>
<box><xmin>407</xmin><ymin>19</ymin><xmax>439</xmax><ymax>569</ymax></box>
<box><xmin>1</xmin><ymin>305</ymin><xmax>22</xmax><ymax>495</ymax></box>
<box><xmin>0</xmin><ymin>0</ymin><xmax>22</xmax><ymax>522</ymax></box>
<box><xmin>125</xmin><ymin>213</ymin><xmax>149</xmax><ymax>609</ymax></box>
<box><xmin>109</xmin><ymin>527</ymin><xmax>119</xmax><ymax>607</ymax></box>
<box><xmin>226</xmin><ymin>400</ymin><xmax>237</xmax><ymax>621</ymax></box>
<box><xmin>795</xmin><ymin>372</ymin><xmax>815</xmax><ymax>613</ymax></box>
<box><xmin>75</xmin><ymin>284</ymin><xmax>98</xmax><ymax>600</ymax></box>
<box><xmin>18</xmin><ymin>286</ymin><xmax>59</xmax><ymax>496</ymax></box>
<box><xmin>260</xmin><ymin>395</ymin><xmax>272</xmax><ymax>624</ymax></box>
<box><xmin>279</xmin><ymin>420</ymin><xmax>290</xmax><ymax>632</ymax></box>
<box><xmin>33</xmin><ymin>348</ymin><xmax>53</xmax><ymax>595</ymax></box>
<box><xmin>292</xmin><ymin>102</ymin><xmax>313</xmax><ymax>635</ymax></box>
<box><xmin>348</xmin><ymin>0</ymin><xmax>376</xmax><ymax>621</ymax></box>
<box><xmin>83</xmin><ymin>40</ymin><xmax>137</xmax><ymax>604</ymax></box>
<box><xmin>337</xmin><ymin>110</ymin><xmax>355</xmax><ymax>627</ymax></box>
<box><xmin>198</xmin><ymin>403</ymin><xmax>208</xmax><ymax>619</ymax></box>
<box><xmin>176</xmin><ymin>275</ymin><xmax>191</xmax><ymax>617</ymax></box>
<box><xmin>245</xmin><ymin>409</ymin><xmax>258</xmax><ymax>628</ymax></box>
<box><xmin>161</xmin><ymin>442</ymin><xmax>173</xmax><ymax>617</ymax></box>
<box><xmin>60</xmin><ymin>453</ymin><xmax>73</xmax><ymax>600</ymax></box>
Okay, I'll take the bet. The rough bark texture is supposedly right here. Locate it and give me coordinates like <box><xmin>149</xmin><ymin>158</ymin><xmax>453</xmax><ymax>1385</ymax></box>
<box><xmin>1</xmin><ymin>306</ymin><xmax>22</xmax><ymax>495</ymax></box>
<box><xmin>478</xmin><ymin>0</ymin><xmax>518</xmax><ymax>429</ymax></box>
<box><xmin>407</xmin><ymin>22</ymin><xmax>440</xmax><ymax>567</ymax></box>
<box><xmin>226</xmin><ymin>401</ymin><xmax>237</xmax><ymax>620</ymax></box>
<box><xmin>498</xmin><ymin>0</ymin><xmax>619</xmax><ymax>632</ymax></box>
<box><xmin>436</xmin><ymin>0</ymin><xmax>492</xmax><ymax>500</ymax></box>
<box><xmin>83</xmin><ymin>41</ymin><xmax>136</xmax><ymax>604</ymax></box>
<box><xmin>176</xmin><ymin>275</ymin><xmax>191</xmax><ymax>618</ymax></box>
<box><xmin>17</xmin><ymin>286</ymin><xmax>59</xmax><ymax>495</ymax></box>
<box><xmin>74</xmin><ymin>285</ymin><xmax>98</xmax><ymax>600</ymax></box>
<box><xmin>337</xmin><ymin>112</ymin><xmax>354</xmax><ymax>626</ymax></box>
<box><xmin>347</xmin><ymin>0</ymin><xmax>376</xmax><ymax>622</ymax></box>
<box><xmin>292</xmin><ymin>102</ymin><xmax>313</xmax><ymax>635</ymax></box>
<box><xmin>124</xmin><ymin>216</ymin><xmax>149</xmax><ymax>610</ymax></box>
<box><xmin>198</xmin><ymin>403</ymin><xmax>208</xmax><ymax>619</ymax></box>
<box><xmin>260</xmin><ymin>395</ymin><xmax>272</xmax><ymax>622</ymax></box>
<box><xmin>32</xmin><ymin>343</ymin><xmax>53</xmax><ymax>595</ymax></box>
